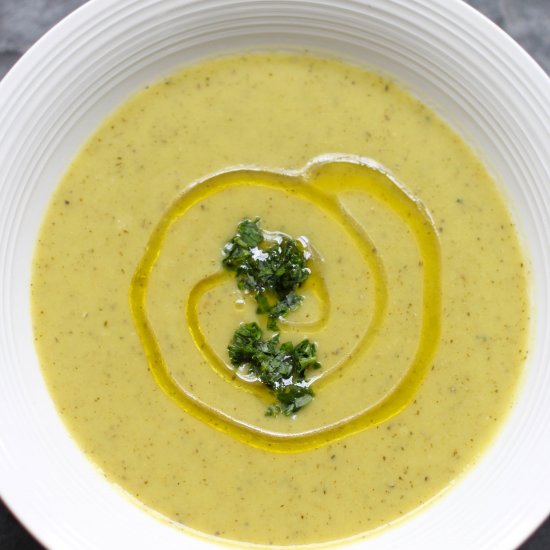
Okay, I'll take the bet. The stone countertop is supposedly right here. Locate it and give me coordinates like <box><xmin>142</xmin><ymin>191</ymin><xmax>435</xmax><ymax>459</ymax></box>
<box><xmin>0</xmin><ymin>1</ymin><xmax>549</xmax><ymax>549</ymax></box>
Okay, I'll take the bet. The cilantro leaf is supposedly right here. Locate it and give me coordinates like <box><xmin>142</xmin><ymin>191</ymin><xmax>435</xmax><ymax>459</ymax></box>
<box><xmin>222</xmin><ymin>218</ymin><xmax>263</xmax><ymax>271</ymax></box>
<box><xmin>266</xmin><ymin>291</ymin><xmax>303</xmax><ymax>331</ymax></box>
<box><xmin>227</xmin><ymin>321</ymin><xmax>262</xmax><ymax>365</ymax></box>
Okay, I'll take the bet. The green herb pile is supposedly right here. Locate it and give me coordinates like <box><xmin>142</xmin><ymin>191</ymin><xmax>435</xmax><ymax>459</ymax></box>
<box><xmin>222</xmin><ymin>218</ymin><xmax>321</xmax><ymax>416</ymax></box>
<box><xmin>222</xmin><ymin>218</ymin><xmax>310</xmax><ymax>331</ymax></box>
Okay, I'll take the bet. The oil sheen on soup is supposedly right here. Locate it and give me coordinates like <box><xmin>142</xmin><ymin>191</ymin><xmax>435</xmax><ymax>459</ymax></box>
<box><xmin>32</xmin><ymin>53</ymin><xmax>529</xmax><ymax>546</ymax></box>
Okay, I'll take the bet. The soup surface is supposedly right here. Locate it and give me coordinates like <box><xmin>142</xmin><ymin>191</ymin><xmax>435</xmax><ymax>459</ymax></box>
<box><xmin>32</xmin><ymin>53</ymin><xmax>528</xmax><ymax>546</ymax></box>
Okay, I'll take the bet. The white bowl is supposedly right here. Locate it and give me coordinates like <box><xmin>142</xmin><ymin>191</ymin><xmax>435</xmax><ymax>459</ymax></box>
<box><xmin>1</xmin><ymin>1</ymin><xmax>549</xmax><ymax>548</ymax></box>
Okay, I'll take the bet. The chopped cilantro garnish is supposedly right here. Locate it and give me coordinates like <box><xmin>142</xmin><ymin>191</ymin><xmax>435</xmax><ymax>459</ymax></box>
<box><xmin>223</xmin><ymin>218</ymin><xmax>321</xmax><ymax>416</ymax></box>
<box><xmin>222</xmin><ymin>218</ymin><xmax>310</xmax><ymax>330</ymax></box>
<box><xmin>228</xmin><ymin>322</ymin><xmax>320</xmax><ymax>416</ymax></box>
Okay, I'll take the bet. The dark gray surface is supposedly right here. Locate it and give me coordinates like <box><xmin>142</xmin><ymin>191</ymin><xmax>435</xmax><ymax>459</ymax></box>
<box><xmin>0</xmin><ymin>0</ymin><xmax>549</xmax><ymax>548</ymax></box>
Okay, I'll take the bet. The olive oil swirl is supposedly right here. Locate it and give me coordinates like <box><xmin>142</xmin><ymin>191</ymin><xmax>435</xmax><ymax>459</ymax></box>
<box><xmin>130</xmin><ymin>157</ymin><xmax>441</xmax><ymax>453</ymax></box>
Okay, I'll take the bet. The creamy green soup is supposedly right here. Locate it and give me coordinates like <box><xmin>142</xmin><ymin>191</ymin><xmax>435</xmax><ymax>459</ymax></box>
<box><xmin>32</xmin><ymin>53</ymin><xmax>528</xmax><ymax>546</ymax></box>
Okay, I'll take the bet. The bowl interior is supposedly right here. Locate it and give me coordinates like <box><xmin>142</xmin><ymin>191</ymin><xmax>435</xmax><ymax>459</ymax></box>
<box><xmin>0</xmin><ymin>1</ymin><xmax>549</xmax><ymax>549</ymax></box>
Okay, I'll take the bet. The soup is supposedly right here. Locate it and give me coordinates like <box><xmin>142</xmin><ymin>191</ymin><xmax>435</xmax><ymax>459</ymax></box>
<box><xmin>32</xmin><ymin>52</ymin><xmax>528</xmax><ymax>545</ymax></box>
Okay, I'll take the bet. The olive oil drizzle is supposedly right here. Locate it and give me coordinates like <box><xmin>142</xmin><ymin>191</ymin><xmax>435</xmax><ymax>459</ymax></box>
<box><xmin>129</xmin><ymin>157</ymin><xmax>441</xmax><ymax>453</ymax></box>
